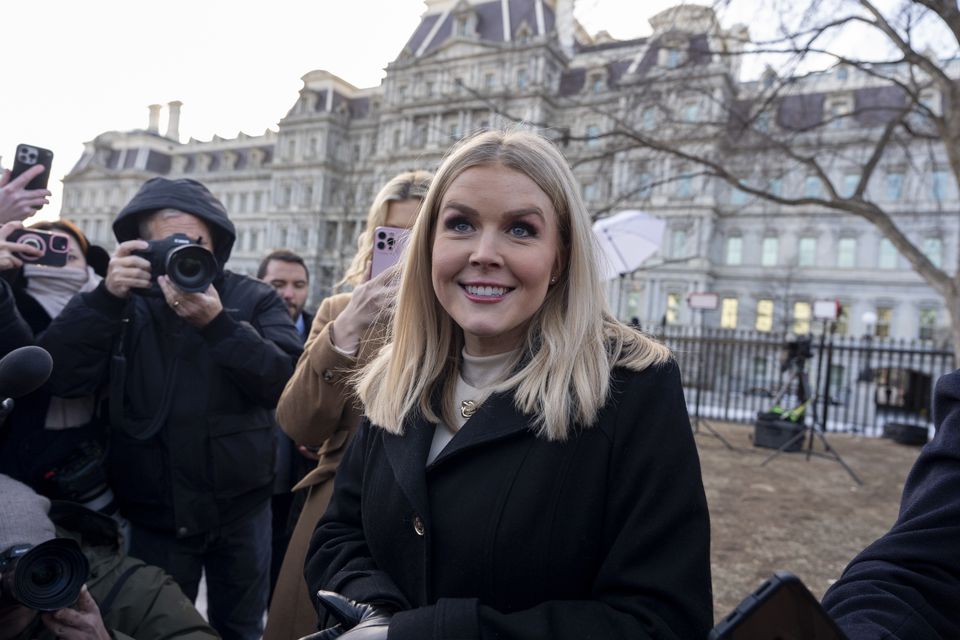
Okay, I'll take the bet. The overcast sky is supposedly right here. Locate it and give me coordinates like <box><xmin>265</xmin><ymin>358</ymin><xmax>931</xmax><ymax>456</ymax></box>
<box><xmin>1</xmin><ymin>0</ymin><xmax>928</xmax><ymax>219</ymax></box>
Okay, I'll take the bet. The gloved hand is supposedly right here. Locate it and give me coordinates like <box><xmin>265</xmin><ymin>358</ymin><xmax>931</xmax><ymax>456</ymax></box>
<box><xmin>303</xmin><ymin>590</ymin><xmax>392</xmax><ymax>640</ymax></box>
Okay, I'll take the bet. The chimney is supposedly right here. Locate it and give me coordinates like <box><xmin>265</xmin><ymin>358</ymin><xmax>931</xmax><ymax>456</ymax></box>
<box><xmin>556</xmin><ymin>0</ymin><xmax>575</xmax><ymax>58</ymax></box>
<box><xmin>165</xmin><ymin>100</ymin><xmax>183</xmax><ymax>141</ymax></box>
<box><xmin>147</xmin><ymin>104</ymin><xmax>162</xmax><ymax>133</ymax></box>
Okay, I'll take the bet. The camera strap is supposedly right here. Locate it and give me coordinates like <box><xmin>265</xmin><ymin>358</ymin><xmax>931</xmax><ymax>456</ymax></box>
<box><xmin>109</xmin><ymin>300</ymin><xmax>182</xmax><ymax>440</ymax></box>
<box><xmin>97</xmin><ymin>562</ymin><xmax>147</xmax><ymax>616</ymax></box>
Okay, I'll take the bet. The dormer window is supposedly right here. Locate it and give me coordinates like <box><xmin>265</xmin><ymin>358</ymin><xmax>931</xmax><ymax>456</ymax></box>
<box><xmin>452</xmin><ymin>5</ymin><xmax>477</xmax><ymax>38</ymax></box>
<box><xmin>836</xmin><ymin>66</ymin><xmax>849</xmax><ymax>81</ymax></box>
<box><xmin>826</xmin><ymin>96</ymin><xmax>853</xmax><ymax>129</ymax></box>
<box><xmin>589</xmin><ymin>73</ymin><xmax>605</xmax><ymax>94</ymax></box>
<box><xmin>455</xmin><ymin>15</ymin><xmax>469</xmax><ymax>36</ymax></box>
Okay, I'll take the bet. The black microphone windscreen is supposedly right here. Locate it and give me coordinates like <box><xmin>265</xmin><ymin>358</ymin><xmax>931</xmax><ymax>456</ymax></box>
<box><xmin>0</xmin><ymin>346</ymin><xmax>53</xmax><ymax>399</ymax></box>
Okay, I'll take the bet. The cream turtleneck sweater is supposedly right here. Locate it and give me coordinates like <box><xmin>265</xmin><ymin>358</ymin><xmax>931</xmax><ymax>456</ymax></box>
<box><xmin>426</xmin><ymin>348</ymin><xmax>517</xmax><ymax>464</ymax></box>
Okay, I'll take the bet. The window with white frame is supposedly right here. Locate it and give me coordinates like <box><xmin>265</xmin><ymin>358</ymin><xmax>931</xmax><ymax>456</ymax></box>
<box><xmin>841</xmin><ymin>174</ymin><xmax>859</xmax><ymax>198</ymax></box>
<box><xmin>885</xmin><ymin>172</ymin><xmax>903</xmax><ymax>200</ymax></box>
<box><xmin>919</xmin><ymin>308</ymin><xmax>937</xmax><ymax>340</ymax></box>
<box><xmin>804</xmin><ymin>176</ymin><xmax>822</xmax><ymax>198</ymax></box>
<box><xmin>726</xmin><ymin>236</ymin><xmax>743</xmax><ymax>265</ymax></box>
<box><xmin>671</xmin><ymin>228</ymin><xmax>687</xmax><ymax>258</ymax></box>
<box><xmin>837</xmin><ymin>237</ymin><xmax>857</xmax><ymax>268</ymax></box>
<box><xmin>878</xmin><ymin>238</ymin><xmax>898</xmax><ymax>269</ymax></box>
<box><xmin>516</xmin><ymin>68</ymin><xmax>528</xmax><ymax>90</ymax></box>
<box><xmin>761</xmin><ymin>236</ymin><xmax>779</xmax><ymax>266</ymax></box>
<box><xmin>932</xmin><ymin>170</ymin><xmax>951</xmax><ymax>201</ymax></box>
<box><xmin>798</xmin><ymin>236</ymin><xmax>816</xmax><ymax>267</ymax></box>
<box><xmin>924</xmin><ymin>237</ymin><xmax>943</xmax><ymax>268</ymax></box>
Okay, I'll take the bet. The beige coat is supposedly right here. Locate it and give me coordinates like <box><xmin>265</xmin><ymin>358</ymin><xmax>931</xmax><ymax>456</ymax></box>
<box><xmin>263</xmin><ymin>293</ymin><xmax>382</xmax><ymax>640</ymax></box>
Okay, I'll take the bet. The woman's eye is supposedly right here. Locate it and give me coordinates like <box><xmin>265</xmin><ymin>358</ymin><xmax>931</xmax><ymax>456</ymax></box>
<box><xmin>508</xmin><ymin>222</ymin><xmax>536</xmax><ymax>238</ymax></box>
<box><xmin>445</xmin><ymin>217</ymin><xmax>473</xmax><ymax>233</ymax></box>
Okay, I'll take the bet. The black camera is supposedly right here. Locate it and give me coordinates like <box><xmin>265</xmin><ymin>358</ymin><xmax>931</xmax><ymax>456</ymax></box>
<box><xmin>0</xmin><ymin>539</ymin><xmax>89</xmax><ymax>611</ymax></box>
<box><xmin>132</xmin><ymin>233</ymin><xmax>217</xmax><ymax>296</ymax></box>
<box><xmin>780</xmin><ymin>335</ymin><xmax>814</xmax><ymax>372</ymax></box>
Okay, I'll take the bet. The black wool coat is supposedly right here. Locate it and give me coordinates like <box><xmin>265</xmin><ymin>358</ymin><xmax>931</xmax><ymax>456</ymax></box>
<box><xmin>306</xmin><ymin>360</ymin><xmax>713</xmax><ymax>639</ymax></box>
<box><xmin>822</xmin><ymin>368</ymin><xmax>960</xmax><ymax>639</ymax></box>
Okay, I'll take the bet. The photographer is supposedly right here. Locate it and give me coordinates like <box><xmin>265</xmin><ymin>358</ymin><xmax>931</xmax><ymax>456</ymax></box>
<box><xmin>0</xmin><ymin>165</ymin><xmax>51</xmax><ymax>224</ymax></box>
<box><xmin>0</xmin><ymin>220</ymin><xmax>109</xmax><ymax>491</ymax></box>
<box><xmin>40</xmin><ymin>178</ymin><xmax>302</xmax><ymax>640</ymax></box>
<box><xmin>0</xmin><ymin>474</ymin><xmax>217</xmax><ymax>640</ymax></box>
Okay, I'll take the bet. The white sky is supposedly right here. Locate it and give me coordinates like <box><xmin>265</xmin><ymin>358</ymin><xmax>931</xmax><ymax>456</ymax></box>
<box><xmin>3</xmin><ymin>0</ymin><xmax>927</xmax><ymax>220</ymax></box>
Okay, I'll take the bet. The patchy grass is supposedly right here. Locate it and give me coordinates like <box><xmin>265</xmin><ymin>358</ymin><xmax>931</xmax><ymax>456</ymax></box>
<box><xmin>698</xmin><ymin>421</ymin><xmax>921</xmax><ymax>621</ymax></box>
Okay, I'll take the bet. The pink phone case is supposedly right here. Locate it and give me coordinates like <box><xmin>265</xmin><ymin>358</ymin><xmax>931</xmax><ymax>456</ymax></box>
<box><xmin>370</xmin><ymin>226</ymin><xmax>409</xmax><ymax>277</ymax></box>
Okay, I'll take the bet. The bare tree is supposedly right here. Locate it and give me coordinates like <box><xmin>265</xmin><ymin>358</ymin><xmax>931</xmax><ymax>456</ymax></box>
<box><xmin>460</xmin><ymin>1</ymin><xmax>960</xmax><ymax>356</ymax></box>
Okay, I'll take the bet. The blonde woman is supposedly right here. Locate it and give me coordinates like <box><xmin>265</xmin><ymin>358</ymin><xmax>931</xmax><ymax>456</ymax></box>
<box><xmin>305</xmin><ymin>130</ymin><xmax>712</xmax><ymax>640</ymax></box>
<box><xmin>264</xmin><ymin>171</ymin><xmax>431</xmax><ymax>640</ymax></box>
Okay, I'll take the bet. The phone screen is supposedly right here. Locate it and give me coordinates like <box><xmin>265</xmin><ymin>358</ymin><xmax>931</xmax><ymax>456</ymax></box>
<box><xmin>710</xmin><ymin>572</ymin><xmax>847</xmax><ymax>640</ymax></box>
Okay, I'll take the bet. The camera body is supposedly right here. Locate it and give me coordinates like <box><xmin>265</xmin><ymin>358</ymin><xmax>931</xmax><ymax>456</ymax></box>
<box><xmin>780</xmin><ymin>335</ymin><xmax>814</xmax><ymax>372</ymax></box>
<box><xmin>132</xmin><ymin>233</ymin><xmax>218</xmax><ymax>296</ymax></box>
<box><xmin>7</xmin><ymin>228</ymin><xmax>69</xmax><ymax>267</ymax></box>
<box><xmin>0</xmin><ymin>539</ymin><xmax>89</xmax><ymax>611</ymax></box>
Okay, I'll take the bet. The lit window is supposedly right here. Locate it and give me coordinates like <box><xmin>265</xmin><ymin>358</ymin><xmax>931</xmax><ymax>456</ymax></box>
<box><xmin>726</xmin><ymin>236</ymin><xmax>743</xmax><ymax>265</ymax></box>
<box><xmin>878</xmin><ymin>238</ymin><xmax>898</xmax><ymax>269</ymax></box>
<box><xmin>721</xmin><ymin>298</ymin><xmax>738</xmax><ymax>329</ymax></box>
<box><xmin>837</xmin><ymin>237</ymin><xmax>857</xmax><ymax>268</ymax></box>
<box><xmin>924</xmin><ymin>237</ymin><xmax>943</xmax><ymax>268</ymax></box>
<box><xmin>761</xmin><ymin>236</ymin><xmax>779</xmax><ymax>266</ymax></box>
<box><xmin>835</xmin><ymin>304</ymin><xmax>849</xmax><ymax>335</ymax></box>
<box><xmin>666</xmin><ymin>293</ymin><xmax>681</xmax><ymax>325</ymax></box>
<box><xmin>793</xmin><ymin>301</ymin><xmax>812</xmax><ymax>334</ymax></box>
<box><xmin>756</xmin><ymin>299</ymin><xmax>774</xmax><ymax>332</ymax></box>
<box><xmin>798</xmin><ymin>236</ymin><xmax>816</xmax><ymax>267</ymax></box>
<box><xmin>876</xmin><ymin>306</ymin><xmax>893</xmax><ymax>338</ymax></box>
<box><xmin>886</xmin><ymin>173</ymin><xmax>903</xmax><ymax>200</ymax></box>
<box><xmin>671</xmin><ymin>229</ymin><xmax>687</xmax><ymax>258</ymax></box>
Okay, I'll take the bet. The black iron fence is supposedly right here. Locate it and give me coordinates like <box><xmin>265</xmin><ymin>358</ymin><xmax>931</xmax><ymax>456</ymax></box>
<box><xmin>643</xmin><ymin>324</ymin><xmax>956</xmax><ymax>436</ymax></box>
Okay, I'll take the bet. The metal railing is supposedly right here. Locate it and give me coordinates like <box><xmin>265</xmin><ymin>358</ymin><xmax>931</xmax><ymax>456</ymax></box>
<box><xmin>642</xmin><ymin>324</ymin><xmax>956</xmax><ymax>435</ymax></box>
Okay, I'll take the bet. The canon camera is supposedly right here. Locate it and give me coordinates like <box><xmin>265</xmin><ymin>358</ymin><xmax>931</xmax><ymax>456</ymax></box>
<box><xmin>0</xmin><ymin>539</ymin><xmax>89</xmax><ymax>611</ymax></box>
<box><xmin>132</xmin><ymin>233</ymin><xmax>218</xmax><ymax>296</ymax></box>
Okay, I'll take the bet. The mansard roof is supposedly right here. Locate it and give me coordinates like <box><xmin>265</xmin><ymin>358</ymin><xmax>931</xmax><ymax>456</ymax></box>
<box><xmin>404</xmin><ymin>0</ymin><xmax>556</xmax><ymax>57</ymax></box>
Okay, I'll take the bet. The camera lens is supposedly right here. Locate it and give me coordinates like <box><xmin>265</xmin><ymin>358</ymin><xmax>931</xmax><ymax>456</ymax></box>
<box><xmin>377</xmin><ymin>231</ymin><xmax>387</xmax><ymax>240</ymax></box>
<box><xmin>23</xmin><ymin>237</ymin><xmax>43</xmax><ymax>251</ymax></box>
<box><xmin>5</xmin><ymin>539</ymin><xmax>89</xmax><ymax>611</ymax></box>
<box><xmin>166</xmin><ymin>245</ymin><xmax>217</xmax><ymax>293</ymax></box>
<box><xmin>51</xmin><ymin>235</ymin><xmax>69</xmax><ymax>251</ymax></box>
<box><xmin>377</xmin><ymin>241</ymin><xmax>385</xmax><ymax>250</ymax></box>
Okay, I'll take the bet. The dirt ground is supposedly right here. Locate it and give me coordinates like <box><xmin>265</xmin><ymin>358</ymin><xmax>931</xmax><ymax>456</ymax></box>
<box><xmin>699</xmin><ymin>420</ymin><xmax>922</xmax><ymax>621</ymax></box>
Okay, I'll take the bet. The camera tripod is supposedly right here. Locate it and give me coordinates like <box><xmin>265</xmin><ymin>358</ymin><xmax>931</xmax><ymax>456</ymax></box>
<box><xmin>760</xmin><ymin>328</ymin><xmax>862</xmax><ymax>485</ymax></box>
<box><xmin>691</xmin><ymin>325</ymin><xmax>736</xmax><ymax>451</ymax></box>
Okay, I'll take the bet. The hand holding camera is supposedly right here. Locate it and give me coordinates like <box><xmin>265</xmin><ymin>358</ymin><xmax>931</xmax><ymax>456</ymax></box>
<box><xmin>158</xmin><ymin>275</ymin><xmax>223</xmax><ymax>328</ymax></box>
<box><xmin>40</xmin><ymin>586</ymin><xmax>111</xmax><ymax>640</ymax></box>
<box><xmin>105</xmin><ymin>240</ymin><xmax>152</xmax><ymax>299</ymax></box>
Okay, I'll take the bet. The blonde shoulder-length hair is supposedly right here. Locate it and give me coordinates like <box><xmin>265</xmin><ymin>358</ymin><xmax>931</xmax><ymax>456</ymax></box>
<box><xmin>338</xmin><ymin>170</ymin><xmax>433</xmax><ymax>288</ymax></box>
<box><xmin>356</xmin><ymin>129</ymin><xmax>670</xmax><ymax>440</ymax></box>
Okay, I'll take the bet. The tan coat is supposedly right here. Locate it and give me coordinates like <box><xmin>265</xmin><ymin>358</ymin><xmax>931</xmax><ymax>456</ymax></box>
<box><xmin>263</xmin><ymin>292</ymin><xmax>383</xmax><ymax>640</ymax></box>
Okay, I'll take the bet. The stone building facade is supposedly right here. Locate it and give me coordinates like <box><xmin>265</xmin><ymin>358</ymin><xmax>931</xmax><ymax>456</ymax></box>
<box><xmin>61</xmin><ymin>0</ymin><xmax>958</xmax><ymax>341</ymax></box>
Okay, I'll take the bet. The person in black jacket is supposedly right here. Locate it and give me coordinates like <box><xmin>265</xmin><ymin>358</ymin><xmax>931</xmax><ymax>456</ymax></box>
<box><xmin>304</xmin><ymin>130</ymin><xmax>712</xmax><ymax>639</ymax></box>
<box><xmin>40</xmin><ymin>178</ymin><xmax>302</xmax><ymax>640</ymax></box>
<box><xmin>821</xmin><ymin>368</ymin><xmax>960</xmax><ymax>639</ymax></box>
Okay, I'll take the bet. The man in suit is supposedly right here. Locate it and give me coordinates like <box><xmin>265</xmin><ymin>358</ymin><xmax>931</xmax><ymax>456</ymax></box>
<box><xmin>257</xmin><ymin>249</ymin><xmax>314</xmax><ymax>597</ymax></box>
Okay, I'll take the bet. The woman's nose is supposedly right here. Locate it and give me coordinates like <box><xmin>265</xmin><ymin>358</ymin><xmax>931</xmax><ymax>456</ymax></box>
<box><xmin>469</xmin><ymin>232</ymin><xmax>503</xmax><ymax>267</ymax></box>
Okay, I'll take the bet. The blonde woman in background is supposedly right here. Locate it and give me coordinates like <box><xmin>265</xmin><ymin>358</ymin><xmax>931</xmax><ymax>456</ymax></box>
<box><xmin>304</xmin><ymin>130</ymin><xmax>712</xmax><ymax>640</ymax></box>
<box><xmin>264</xmin><ymin>171</ymin><xmax>431</xmax><ymax>640</ymax></box>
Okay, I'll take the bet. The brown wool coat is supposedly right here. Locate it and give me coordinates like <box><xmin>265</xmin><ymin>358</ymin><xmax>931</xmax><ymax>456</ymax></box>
<box><xmin>263</xmin><ymin>292</ymin><xmax>384</xmax><ymax>640</ymax></box>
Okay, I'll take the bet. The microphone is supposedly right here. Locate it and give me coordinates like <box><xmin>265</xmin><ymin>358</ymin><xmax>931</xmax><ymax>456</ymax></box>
<box><xmin>0</xmin><ymin>346</ymin><xmax>53</xmax><ymax>400</ymax></box>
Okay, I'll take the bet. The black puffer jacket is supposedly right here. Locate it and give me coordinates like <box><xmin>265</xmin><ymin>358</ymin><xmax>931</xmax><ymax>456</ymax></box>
<box><xmin>41</xmin><ymin>178</ymin><xmax>302</xmax><ymax>536</ymax></box>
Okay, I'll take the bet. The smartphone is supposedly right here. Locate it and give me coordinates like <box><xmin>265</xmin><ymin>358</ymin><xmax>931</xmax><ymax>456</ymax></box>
<box><xmin>370</xmin><ymin>226</ymin><xmax>410</xmax><ymax>278</ymax></box>
<box><xmin>709</xmin><ymin>572</ymin><xmax>848</xmax><ymax>640</ymax></box>
<box><xmin>11</xmin><ymin>144</ymin><xmax>54</xmax><ymax>191</ymax></box>
<box><xmin>7</xmin><ymin>228</ymin><xmax>70</xmax><ymax>267</ymax></box>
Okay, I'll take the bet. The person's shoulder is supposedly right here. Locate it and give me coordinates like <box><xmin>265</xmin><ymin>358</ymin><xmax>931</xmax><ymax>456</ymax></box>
<box><xmin>221</xmin><ymin>270</ymin><xmax>277</xmax><ymax>299</ymax></box>
<box><xmin>612</xmin><ymin>357</ymin><xmax>681</xmax><ymax>391</ymax></box>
